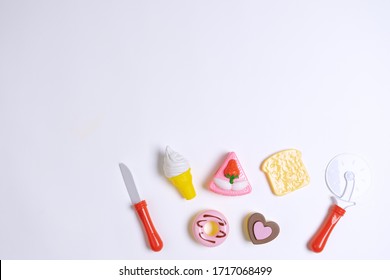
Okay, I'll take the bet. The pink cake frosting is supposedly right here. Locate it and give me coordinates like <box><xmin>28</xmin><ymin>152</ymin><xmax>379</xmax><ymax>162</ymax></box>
<box><xmin>209</xmin><ymin>152</ymin><xmax>252</xmax><ymax>196</ymax></box>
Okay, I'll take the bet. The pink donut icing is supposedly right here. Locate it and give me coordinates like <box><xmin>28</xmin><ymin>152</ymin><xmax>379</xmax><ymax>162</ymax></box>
<box><xmin>192</xmin><ymin>210</ymin><xmax>229</xmax><ymax>247</ymax></box>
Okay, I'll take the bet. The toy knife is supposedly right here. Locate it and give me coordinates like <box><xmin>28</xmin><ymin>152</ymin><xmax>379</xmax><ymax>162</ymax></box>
<box><xmin>119</xmin><ymin>163</ymin><xmax>163</xmax><ymax>252</ymax></box>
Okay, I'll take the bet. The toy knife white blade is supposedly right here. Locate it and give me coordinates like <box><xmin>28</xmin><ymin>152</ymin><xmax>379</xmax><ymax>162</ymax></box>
<box><xmin>119</xmin><ymin>163</ymin><xmax>142</xmax><ymax>204</ymax></box>
<box><xmin>119</xmin><ymin>163</ymin><xmax>163</xmax><ymax>252</ymax></box>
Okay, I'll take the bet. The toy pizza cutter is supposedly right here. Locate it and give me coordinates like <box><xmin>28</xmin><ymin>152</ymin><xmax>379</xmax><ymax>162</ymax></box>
<box><xmin>309</xmin><ymin>153</ymin><xmax>371</xmax><ymax>253</ymax></box>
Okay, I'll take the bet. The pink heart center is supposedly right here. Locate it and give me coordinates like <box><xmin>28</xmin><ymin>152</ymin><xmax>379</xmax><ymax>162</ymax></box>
<box><xmin>253</xmin><ymin>222</ymin><xmax>272</xmax><ymax>240</ymax></box>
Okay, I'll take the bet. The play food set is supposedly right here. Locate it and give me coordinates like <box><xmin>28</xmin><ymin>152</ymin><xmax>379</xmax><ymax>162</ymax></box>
<box><xmin>209</xmin><ymin>152</ymin><xmax>252</xmax><ymax>196</ymax></box>
<box><xmin>247</xmin><ymin>213</ymin><xmax>280</xmax><ymax>245</ymax></box>
<box><xmin>261</xmin><ymin>149</ymin><xmax>310</xmax><ymax>196</ymax></box>
<box><xmin>163</xmin><ymin>146</ymin><xmax>196</xmax><ymax>200</ymax></box>
<box><xmin>192</xmin><ymin>210</ymin><xmax>229</xmax><ymax>247</ymax></box>
<box><xmin>119</xmin><ymin>148</ymin><xmax>370</xmax><ymax>253</ymax></box>
<box><xmin>119</xmin><ymin>163</ymin><xmax>163</xmax><ymax>252</ymax></box>
<box><xmin>309</xmin><ymin>153</ymin><xmax>371</xmax><ymax>253</ymax></box>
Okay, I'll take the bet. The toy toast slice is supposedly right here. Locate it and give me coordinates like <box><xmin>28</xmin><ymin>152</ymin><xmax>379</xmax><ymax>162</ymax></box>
<box><xmin>261</xmin><ymin>149</ymin><xmax>310</xmax><ymax>196</ymax></box>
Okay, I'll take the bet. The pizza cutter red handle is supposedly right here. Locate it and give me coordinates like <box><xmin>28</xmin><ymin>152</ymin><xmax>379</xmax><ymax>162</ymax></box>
<box><xmin>309</xmin><ymin>204</ymin><xmax>346</xmax><ymax>253</ymax></box>
<box><xmin>134</xmin><ymin>200</ymin><xmax>163</xmax><ymax>252</ymax></box>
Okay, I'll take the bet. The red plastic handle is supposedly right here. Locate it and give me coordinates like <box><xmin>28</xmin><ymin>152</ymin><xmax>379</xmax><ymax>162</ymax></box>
<box><xmin>309</xmin><ymin>204</ymin><xmax>346</xmax><ymax>253</ymax></box>
<box><xmin>134</xmin><ymin>200</ymin><xmax>163</xmax><ymax>252</ymax></box>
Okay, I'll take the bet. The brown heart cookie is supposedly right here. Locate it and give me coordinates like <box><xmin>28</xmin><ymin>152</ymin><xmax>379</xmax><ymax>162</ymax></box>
<box><xmin>247</xmin><ymin>213</ymin><xmax>280</xmax><ymax>245</ymax></box>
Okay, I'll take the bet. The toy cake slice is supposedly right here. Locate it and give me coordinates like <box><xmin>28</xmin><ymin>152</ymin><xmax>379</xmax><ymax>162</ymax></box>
<box><xmin>209</xmin><ymin>152</ymin><xmax>252</xmax><ymax>196</ymax></box>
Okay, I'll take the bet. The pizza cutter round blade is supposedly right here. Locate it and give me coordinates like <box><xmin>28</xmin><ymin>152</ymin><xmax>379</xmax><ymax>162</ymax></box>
<box><xmin>325</xmin><ymin>153</ymin><xmax>371</xmax><ymax>207</ymax></box>
<box><xmin>309</xmin><ymin>154</ymin><xmax>371</xmax><ymax>253</ymax></box>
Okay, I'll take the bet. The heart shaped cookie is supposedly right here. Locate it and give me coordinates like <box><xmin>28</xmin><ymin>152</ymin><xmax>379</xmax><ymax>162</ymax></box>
<box><xmin>247</xmin><ymin>213</ymin><xmax>280</xmax><ymax>245</ymax></box>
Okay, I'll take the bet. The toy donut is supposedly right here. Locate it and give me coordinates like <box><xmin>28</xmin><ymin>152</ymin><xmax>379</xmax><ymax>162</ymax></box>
<box><xmin>192</xmin><ymin>210</ymin><xmax>229</xmax><ymax>247</ymax></box>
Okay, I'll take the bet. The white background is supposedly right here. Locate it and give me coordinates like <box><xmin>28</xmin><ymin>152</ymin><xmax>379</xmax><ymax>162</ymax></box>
<box><xmin>1</xmin><ymin>0</ymin><xmax>389</xmax><ymax>259</ymax></box>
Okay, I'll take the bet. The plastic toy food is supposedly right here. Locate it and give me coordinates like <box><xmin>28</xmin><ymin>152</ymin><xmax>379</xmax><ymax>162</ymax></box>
<box><xmin>192</xmin><ymin>210</ymin><xmax>229</xmax><ymax>247</ymax></box>
<box><xmin>163</xmin><ymin>146</ymin><xmax>196</xmax><ymax>200</ymax></box>
<box><xmin>309</xmin><ymin>153</ymin><xmax>371</xmax><ymax>253</ymax></box>
<box><xmin>209</xmin><ymin>152</ymin><xmax>251</xmax><ymax>196</ymax></box>
<box><xmin>247</xmin><ymin>213</ymin><xmax>280</xmax><ymax>245</ymax></box>
<box><xmin>261</xmin><ymin>149</ymin><xmax>310</xmax><ymax>196</ymax></box>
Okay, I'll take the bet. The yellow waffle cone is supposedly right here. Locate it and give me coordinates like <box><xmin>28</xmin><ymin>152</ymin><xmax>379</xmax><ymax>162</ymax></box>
<box><xmin>169</xmin><ymin>169</ymin><xmax>196</xmax><ymax>200</ymax></box>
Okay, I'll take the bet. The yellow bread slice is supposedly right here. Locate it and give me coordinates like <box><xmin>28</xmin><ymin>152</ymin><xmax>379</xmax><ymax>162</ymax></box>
<box><xmin>261</xmin><ymin>149</ymin><xmax>310</xmax><ymax>196</ymax></box>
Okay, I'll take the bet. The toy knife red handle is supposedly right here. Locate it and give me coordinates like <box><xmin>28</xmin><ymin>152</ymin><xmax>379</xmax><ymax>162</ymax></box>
<box><xmin>309</xmin><ymin>204</ymin><xmax>346</xmax><ymax>253</ymax></box>
<box><xmin>134</xmin><ymin>200</ymin><xmax>163</xmax><ymax>252</ymax></box>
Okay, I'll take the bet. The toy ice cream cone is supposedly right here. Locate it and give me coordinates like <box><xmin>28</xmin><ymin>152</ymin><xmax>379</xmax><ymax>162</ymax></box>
<box><xmin>168</xmin><ymin>168</ymin><xmax>196</xmax><ymax>200</ymax></box>
<box><xmin>163</xmin><ymin>146</ymin><xmax>196</xmax><ymax>200</ymax></box>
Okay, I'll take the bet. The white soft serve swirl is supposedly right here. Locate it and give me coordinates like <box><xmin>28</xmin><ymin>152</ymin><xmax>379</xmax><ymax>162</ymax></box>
<box><xmin>163</xmin><ymin>146</ymin><xmax>190</xmax><ymax>178</ymax></box>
